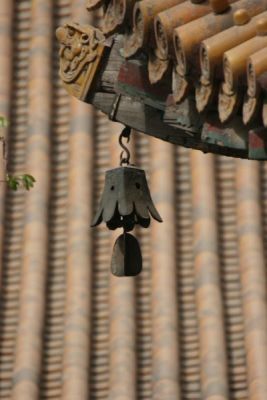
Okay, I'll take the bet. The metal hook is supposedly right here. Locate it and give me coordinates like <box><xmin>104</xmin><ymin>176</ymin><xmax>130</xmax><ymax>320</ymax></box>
<box><xmin>119</xmin><ymin>127</ymin><xmax>131</xmax><ymax>165</ymax></box>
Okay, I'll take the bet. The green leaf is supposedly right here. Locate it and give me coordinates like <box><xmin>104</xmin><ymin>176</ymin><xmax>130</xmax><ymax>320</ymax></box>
<box><xmin>22</xmin><ymin>174</ymin><xmax>36</xmax><ymax>190</ymax></box>
<box><xmin>0</xmin><ymin>116</ymin><xmax>8</xmax><ymax>128</ymax></box>
<box><xmin>25</xmin><ymin>174</ymin><xmax>36</xmax><ymax>182</ymax></box>
<box><xmin>5</xmin><ymin>173</ymin><xmax>36</xmax><ymax>191</ymax></box>
<box><xmin>6</xmin><ymin>175</ymin><xmax>19</xmax><ymax>191</ymax></box>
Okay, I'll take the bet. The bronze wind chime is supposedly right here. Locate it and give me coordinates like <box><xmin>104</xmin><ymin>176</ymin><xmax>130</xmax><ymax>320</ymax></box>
<box><xmin>91</xmin><ymin>127</ymin><xmax>162</xmax><ymax>276</ymax></box>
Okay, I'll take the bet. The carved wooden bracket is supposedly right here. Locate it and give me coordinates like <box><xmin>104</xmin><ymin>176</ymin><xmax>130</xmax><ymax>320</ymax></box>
<box><xmin>56</xmin><ymin>23</ymin><xmax>106</xmax><ymax>101</ymax></box>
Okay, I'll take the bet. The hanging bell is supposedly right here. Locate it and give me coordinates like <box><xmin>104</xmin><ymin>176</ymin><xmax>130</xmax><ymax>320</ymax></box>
<box><xmin>91</xmin><ymin>127</ymin><xmax>162</xmax><ymax>276</ymax></box>
<box><xmin>91</xmin><ymin>165</ymin><xmax>162</xmax><ymax>231</ymax></box>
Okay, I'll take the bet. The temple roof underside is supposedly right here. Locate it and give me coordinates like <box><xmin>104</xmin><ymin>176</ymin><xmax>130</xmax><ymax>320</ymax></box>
<box><xmin>58</xmin><ymin>0</ymin><xmax>267</xmax><ymax>159</ymax></box>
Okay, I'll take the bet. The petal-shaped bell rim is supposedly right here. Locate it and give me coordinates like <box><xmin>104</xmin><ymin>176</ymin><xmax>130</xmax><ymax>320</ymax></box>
<box><xmin>134</xmin><ymin>199</ymin><xmax>150</xmax><ymax>220</ymax></box>
<box><xmin>91</xmin><ymin>198</ymin><xmax>104</xmax><ymax>227</ymax></box>
<box><xmin>148</xmin><ymin>202</ymin><xmax>163</xmax><ymax>223</ymax></box>
<box><xmin>102</xmin><ymin>198</ymin><xmax>117</xmax><ymax>223</ymax></box>
<box><xmin>91</xmin><ymin>166</ymin><xmax>163</xmax><ymax>229</ymax></box>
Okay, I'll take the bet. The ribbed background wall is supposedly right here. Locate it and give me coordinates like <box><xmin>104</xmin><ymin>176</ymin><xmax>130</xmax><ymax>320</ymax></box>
<box><xmin>0</xmin><ymin>1</ymin><xmax>267</xmax><ymax>400</ymax></box>
<box><xmin>0</xmin><ymin>1</ymin><xmax>30</xmax><ymax>398</ymax></box>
